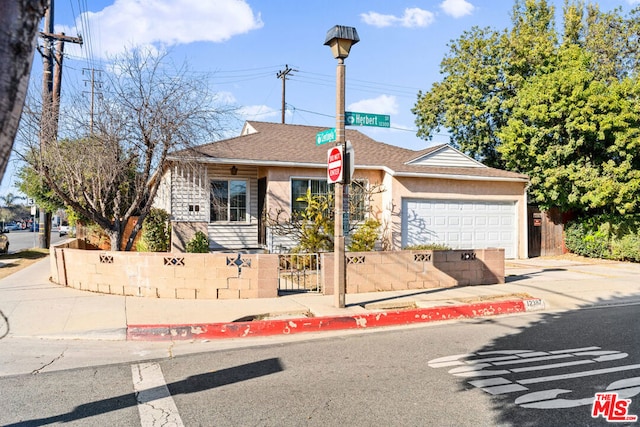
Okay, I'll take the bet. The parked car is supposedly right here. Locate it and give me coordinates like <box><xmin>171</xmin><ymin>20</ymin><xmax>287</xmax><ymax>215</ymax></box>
<box><xmin>0</xmin><ymin>232</ymin><xmax>9</xmax><ymax>253</ymax></box>
<box><xmin>5</xmin><ymin>222</ymin><xmax>20</xmax><ymax>232</ymax></box>
<box><xmin>59</xmin><ymin>222</ymin><xmax>69</xmax><ymax>236</ymax></box>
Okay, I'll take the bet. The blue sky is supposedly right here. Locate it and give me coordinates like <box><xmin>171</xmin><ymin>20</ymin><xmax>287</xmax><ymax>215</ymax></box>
<box><xmin>3</xmin><ymin>0</ymin><xmax>639</xmax><ymax>197</ymax></box>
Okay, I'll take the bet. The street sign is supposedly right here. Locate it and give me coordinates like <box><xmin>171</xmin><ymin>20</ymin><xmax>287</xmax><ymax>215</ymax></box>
<box><xmin>345</xmin><ymin>111</ymin><xmax>390</xmax><ymax>128</ymax></box>
<box><xmin>327</xmin><ymin>146</ymin><xmax>343</xmax><ymax>184</ymax></box>
<box><xmin>316</xmin><ymin>128</ymin><xmax>336</xmax><ymax>145</ymax></box>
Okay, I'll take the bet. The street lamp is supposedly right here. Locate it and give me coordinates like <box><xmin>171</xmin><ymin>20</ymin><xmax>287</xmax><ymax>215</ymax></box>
<box><xmin>324</xmin><ymin>25</ymin><xmax>359</xmax><ymax>308</ymax></box>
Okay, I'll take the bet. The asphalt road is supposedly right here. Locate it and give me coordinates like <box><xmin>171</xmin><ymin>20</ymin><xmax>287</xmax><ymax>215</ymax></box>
<box><xmin>5</xmin><ymin>228</ymin><xmax>66</xmax><ymax>253</ymax></box>
<box><xmin>0</xmin><ymin>303</ymin><xmax>638</xmax><ymax>426</ymax></box>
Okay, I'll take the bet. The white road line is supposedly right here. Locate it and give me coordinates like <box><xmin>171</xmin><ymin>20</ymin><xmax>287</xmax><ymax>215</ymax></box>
<box><xmin>492</xmin><ymin>354</ymin><xmax>573</xmax><ymax>366</ymax></box>
<box><xmin>132</xmin><ymin>362</ymin><xmax>184</xmax><ymax>427</ymax></box>
<box><xmin>517</xmin><ymin>364</ymin><xmax>640</xmax><ymax>385</ymax></box>
<box><xmin>511</xmin><ymin>359</ymin><xmax>594</xmax><ymax>373</ymax></box>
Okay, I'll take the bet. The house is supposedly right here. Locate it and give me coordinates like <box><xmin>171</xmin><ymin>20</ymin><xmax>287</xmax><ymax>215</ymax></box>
<box><xmin>156</xmin><ymin>121</ymin><xmax>529</xmax><ymax>258</ymax></box>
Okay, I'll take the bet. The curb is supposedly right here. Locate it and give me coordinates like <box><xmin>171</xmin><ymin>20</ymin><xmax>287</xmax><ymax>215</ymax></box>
<box><xmin>126</xmin><ymin>298</ymin><xmax>546</xmax><ymax>341</ymax></box>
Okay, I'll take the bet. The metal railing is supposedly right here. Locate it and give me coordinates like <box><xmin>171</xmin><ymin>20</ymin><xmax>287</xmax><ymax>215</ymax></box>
<box><xmin>277</xmin><ymin>253</ymin><xmax>321</xmax><ymax>293</ymax></box>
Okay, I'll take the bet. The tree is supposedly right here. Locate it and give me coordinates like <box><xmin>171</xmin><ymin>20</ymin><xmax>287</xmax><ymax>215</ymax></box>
<box><xmin>0</xmin><ymin>1</ymin><xmax>47</xmax><ymax>182</ymax></box>
<box><xmin>413</xmin><ymin>0</ymin><xmax>557</xmax><ymax>168</ymax></box>
<box><xmin>20</xmin><ymin>48</ymin><xmax>236</xmax><ymax>250</ymax></box>
<box><xmin>413</xmin><ymin>0</ymin><xmax>640</xmax><ymax>216</ymax></box>
<box><xmin>498</xmin><ymin>45</ymin><xmax>640</xmax><ymax>214</ymax></box>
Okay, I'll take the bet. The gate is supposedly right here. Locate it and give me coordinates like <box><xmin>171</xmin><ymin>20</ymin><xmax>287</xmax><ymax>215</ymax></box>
<box><xmin>278</xmin><ymin>253</ymin><xmax>321</xmax><ymax>293</ymax></box>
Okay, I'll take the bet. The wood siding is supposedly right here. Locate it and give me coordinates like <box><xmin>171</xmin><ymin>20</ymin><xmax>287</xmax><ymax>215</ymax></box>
<box><xmin>171</xmin><ymin>164</ymin><xmax>208</xmax><ymax>222</ymax></box>
<box><xmin>407</xmin><ymin>146</ymin><xmax>484</xmax><ymax>168</ymax></box>
<box><xmin>206</xmin><ymin>164</ymin><xmax>260</xmax><ymax>250</ymax></box>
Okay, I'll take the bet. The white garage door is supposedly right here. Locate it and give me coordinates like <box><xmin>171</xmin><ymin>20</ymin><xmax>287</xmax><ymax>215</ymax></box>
<box><xmin>402</xmin><ymin>199</ymin><xmax>517</xmax><ymax>258</ymax></box>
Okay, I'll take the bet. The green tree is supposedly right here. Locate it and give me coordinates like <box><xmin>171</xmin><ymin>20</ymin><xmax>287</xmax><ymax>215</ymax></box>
<box><xmin>413</xmin><ymin>0</ymin><xmax>557</xmax><ymax>168</ymax></box>
<box><xmin>498</xmin><ymin>45</ymin><xmax>640</xmax><ymax>214</ymax></box>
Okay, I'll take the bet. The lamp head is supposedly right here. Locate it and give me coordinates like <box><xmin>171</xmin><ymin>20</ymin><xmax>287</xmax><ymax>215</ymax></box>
<box><xmin>324</xmin><ymin>25</ymin><xmax>359</xmax><ymax>59</ymax></box>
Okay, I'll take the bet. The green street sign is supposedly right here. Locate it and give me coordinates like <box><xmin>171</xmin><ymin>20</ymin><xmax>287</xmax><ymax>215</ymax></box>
<box><xmin>345</xmin><ymin>111</ymin><xmax>390</xmax><ymax>128</ymax></box>
<box><xmin>316</xmin><ymin>128</ymin><xmax>336</xmax><ymax>145</ymax></box>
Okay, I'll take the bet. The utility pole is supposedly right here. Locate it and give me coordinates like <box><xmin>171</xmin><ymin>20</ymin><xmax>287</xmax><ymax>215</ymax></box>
<box><xmin>37</xmin><ymin>0</ymin><xmax>82</xmax><ymax>249</ymax></box>
<box><xmin>276</xmin><ymin>65</ymin><xmax>296</xmax><ymax>124</ymax></box>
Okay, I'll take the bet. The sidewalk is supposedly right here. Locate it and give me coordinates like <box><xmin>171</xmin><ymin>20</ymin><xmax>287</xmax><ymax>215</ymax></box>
<box><xmin>1</xmin><ymin>255</ymin><xmax>640</xmax><ymax>341</ymax></box>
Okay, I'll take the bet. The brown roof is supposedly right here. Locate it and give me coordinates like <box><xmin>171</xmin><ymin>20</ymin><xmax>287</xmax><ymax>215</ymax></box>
<box><xmin>171</xmin><ymin>121</ymin><xmax>528</xmax><ymax>181</ymax></box>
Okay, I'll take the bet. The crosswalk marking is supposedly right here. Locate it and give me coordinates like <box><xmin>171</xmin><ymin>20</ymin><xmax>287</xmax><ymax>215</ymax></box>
<box><xmin>429</xmin><ymin>347</ymin><xmax>640</xmax><ymax>409</ymax></box>
<box><xmin>132</xmin><ymin>362</ymin><xmax>184</xmax><ymax>427</ymax></box>
<box><xmin>517</xmin><ymin>363</ymin><xmax>640</xmax><ymax>385</ymax></box>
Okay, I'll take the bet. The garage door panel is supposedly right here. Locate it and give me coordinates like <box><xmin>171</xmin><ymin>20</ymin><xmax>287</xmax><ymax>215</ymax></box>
<box><xmin>402</xmin><ymin>199</ymin><xmax>517</xmax><ymax>258</ymax></box>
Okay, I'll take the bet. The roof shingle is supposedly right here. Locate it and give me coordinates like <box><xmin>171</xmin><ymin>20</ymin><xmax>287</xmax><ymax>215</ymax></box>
<box><xmin>171</xmin><ymin>121</ymin><xmax>528</xmax><ymax>181</ymax></box>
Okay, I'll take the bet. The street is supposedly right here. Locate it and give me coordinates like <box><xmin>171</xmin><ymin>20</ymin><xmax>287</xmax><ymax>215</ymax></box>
<box><xmin>0</xmin><ymin>303</ymin><xmax>638</xmax><ymax>426</ymax></box>
<box><xmin>5</xmin><ymin>228</ymin><xmax>66</xmax><ymax>253</ymax></box>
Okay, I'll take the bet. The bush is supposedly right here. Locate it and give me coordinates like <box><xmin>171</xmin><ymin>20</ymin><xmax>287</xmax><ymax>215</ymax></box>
<box><xmin>137</xmin><ymin>208</ymin><xmax>170</xmax><ymax>252</ymax></box>
<box><xmin>565</xmin><ymin>214</ymin><xmax>640</xmax><ymax>261</ymax></box>
<box><xmin>348</xmin><ymin>218</ymin><xmax>381</xmax><ymax>252</ymax></box>
<box><xmin>186</xmin><ymin>231</ymin><xmax>209</xmax><ymax>253</ymax></box>
<box><xmin>403</xmin><ymin>243</ymin><xmax>451</xmax><ymax>250</ymax></box>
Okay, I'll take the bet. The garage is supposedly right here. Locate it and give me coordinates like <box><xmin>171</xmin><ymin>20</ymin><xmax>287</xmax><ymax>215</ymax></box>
<box><xmin>402</xmin><ymin>199</ymin><xmax>517</xmax><ymax>258</ymax></box>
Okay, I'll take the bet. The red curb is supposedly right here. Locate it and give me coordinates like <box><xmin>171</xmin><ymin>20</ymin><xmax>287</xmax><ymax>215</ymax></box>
<box><xmin>126</xmin><ymin>298</ymin><xmax>545</xmax><ymax>341</ymax></box>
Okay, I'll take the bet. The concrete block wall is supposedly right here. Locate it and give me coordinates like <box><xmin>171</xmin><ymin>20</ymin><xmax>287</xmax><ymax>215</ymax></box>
<box><xmin>51</xmin><ymin>242</ymin><xmax>503</xmax><ymax>300</ymax></box>
<box><xmin>322</xmin><ymin>249</ymin><xmax>504</xmax><ymax>295</ymax></box>
<box><xmin>51</xmin><ymin>244</ymin><xmax>278</xmax><ymax>300</ymax></box>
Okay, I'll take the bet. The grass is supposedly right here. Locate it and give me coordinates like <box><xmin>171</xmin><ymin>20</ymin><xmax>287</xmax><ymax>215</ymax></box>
<box><xmin>0</xmin><ymin>249</ymin><xmax>50</xmax><ymax>280</ymax></box>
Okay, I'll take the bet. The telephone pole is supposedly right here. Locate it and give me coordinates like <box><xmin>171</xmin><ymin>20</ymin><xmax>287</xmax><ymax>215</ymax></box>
<box><xmin>37</xmin><ymin>0</ymin><xmax>82</xmax><ymax>248</ymax></box>
<box><xmin>276</xmin><ymin>65</ymin><xmax>296</xmax><ymax>124</ymax></box>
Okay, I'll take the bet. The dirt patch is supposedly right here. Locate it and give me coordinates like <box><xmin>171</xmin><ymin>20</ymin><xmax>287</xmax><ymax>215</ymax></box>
<box><xmin>0</xmin><ymin>249</ymin><xmax>49</xmax><ymax>280</ymax></box>
<box><xmin>453</xmin><ymin>292</ymin><xmax>534</xmax><ymax>304</ymax></box>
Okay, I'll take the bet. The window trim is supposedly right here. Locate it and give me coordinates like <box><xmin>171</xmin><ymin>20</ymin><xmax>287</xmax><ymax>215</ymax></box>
<box><xmin>209</xmin><ymin>177</ymin><xmax>249</xmax><ymax>223</ymax></box>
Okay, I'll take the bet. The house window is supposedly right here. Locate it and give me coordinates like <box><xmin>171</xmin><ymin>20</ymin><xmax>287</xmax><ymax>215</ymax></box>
<box><xmin>210</xmin><ymin>180</ymin><xmax>247</xmax><ymax>222</ymax></box>
<box><xmin>291</xmin><ymin>179</ymin><xmax>366</xmax><ymax>221</ymax></box>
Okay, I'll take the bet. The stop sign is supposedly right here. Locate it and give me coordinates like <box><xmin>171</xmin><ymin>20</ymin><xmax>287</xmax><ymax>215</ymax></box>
<box><xmin>327</xmin><ymin>146</ymin><xmax>343</xmax><ymax>184</ymax></box>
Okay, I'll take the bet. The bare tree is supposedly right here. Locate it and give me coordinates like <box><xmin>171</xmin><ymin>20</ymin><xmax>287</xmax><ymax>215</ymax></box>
<box><xmin>21</xmin><ymin>48</ymin><xmax>236</xmax><ymax>250</ymax></box>
<box><xmin>0</xmin><ymin>1</ymin><xmax>47</xmax><ymax>181</ymax></box>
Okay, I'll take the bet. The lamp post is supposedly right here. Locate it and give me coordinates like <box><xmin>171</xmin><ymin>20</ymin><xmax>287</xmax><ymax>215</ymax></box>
<box><xmin>324</xmin><ymin>25</ymin><xmax>359</xmax><ymax>308</ymax></box>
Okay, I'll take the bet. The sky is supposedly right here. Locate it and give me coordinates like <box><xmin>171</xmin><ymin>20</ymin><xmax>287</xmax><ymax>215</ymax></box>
<box><xmin>3</xmin><ymin>0</ymin><xmax>639</xmax><ymax>198</ymax></box>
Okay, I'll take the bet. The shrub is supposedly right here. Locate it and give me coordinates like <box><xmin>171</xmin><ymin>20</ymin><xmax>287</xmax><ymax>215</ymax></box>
<box><xmin>137</xmin><ymin>208</ymin><xmax>170</xmax><ymax>252</ymax></box>
<box><xmin>565</xmin><ymin>213</ymin><xmax>640</xmax><ymax>261</ymax></box>
<box><xmin>348</xmin><ymin>218</ymin><xmax>381</xmax><ymax>252</ymax></box>
<box><xmin>186</xmin><ymin>231</ymin><xmax>209</xmax><ymax>253</ymax></box>
<box><xmin>403</xmin><ymin>243</ymin><xmax>451</xmax><ymax>250</ymax></box>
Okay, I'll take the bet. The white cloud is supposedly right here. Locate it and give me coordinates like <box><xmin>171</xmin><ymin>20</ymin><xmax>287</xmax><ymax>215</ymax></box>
<box><xmin>440</xmin><ymin>0</ymin><xmax>475</xmax><ymax>18</ymax></box>
<box><xmin>60</xmin><ymin>0</ymin><xmax>263</xmax><ymax>59</ymax></box>
<box><xmin>239</xmin><ymin>104</ymin><xmax>278</xmax><ymax>121</ymax></box>
<box><xmin>348</xmin><ymin>95</ymin><xmax>398</xmax><ymax>115</ymax></box>
<box><xmin>361</xmin><ymin>8</ymin><xmax>435</xmax><ymax>28</ymax></box>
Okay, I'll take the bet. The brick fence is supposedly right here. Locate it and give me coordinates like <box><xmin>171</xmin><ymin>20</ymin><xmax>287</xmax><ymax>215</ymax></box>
<box><xmin>50</xmin><ymin>241</ymin><xmax>504</xmax><ymax>300</ymax></box>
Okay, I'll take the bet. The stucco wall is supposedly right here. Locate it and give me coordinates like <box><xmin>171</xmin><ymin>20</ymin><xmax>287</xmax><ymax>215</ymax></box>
<box><xmin>171</xmin><ymin>221</ymin><xmax>208</xmax><ymax>252</ymax></box>
<box><xmin>390</xmin><ymin>176</ymin><xmax>528</xmax><ymax>258</ymax></box>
